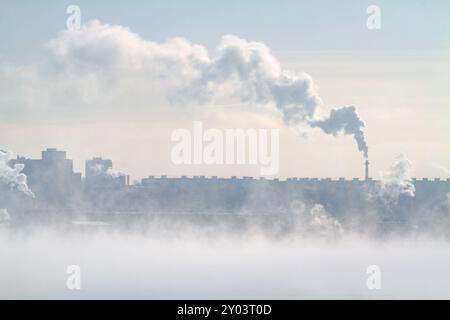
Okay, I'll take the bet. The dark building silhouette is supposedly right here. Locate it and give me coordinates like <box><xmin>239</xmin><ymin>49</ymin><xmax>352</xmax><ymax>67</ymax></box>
<box><xmin>9</xmin><ymin>148</ymin><xmax>82</xmax><ymax>209</ymax></box>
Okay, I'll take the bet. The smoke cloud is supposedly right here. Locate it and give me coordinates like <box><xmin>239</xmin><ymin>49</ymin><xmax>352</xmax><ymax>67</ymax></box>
<box><xmin>1</xmin><ymin>20</ymin><xmax>369</xmax><ymax>157</ymax></box>
<box><xmin>47</xmin><ymin>21</ymin><xmax>322</xmax><ymax>123</ymax></box>
<box><xmin>309</xmin><ymin>106</ymin><xmax>368</xmax><ymax>158</ymax></box>
<box><xmin>0</xmin><ymin>150</ymin><xmax>34</xmax><ymax>198</ymax></box>
<box><xmin>201</xmin><ymin>35</ymin><xmax>322</xmax><ymax>124</ymax></box>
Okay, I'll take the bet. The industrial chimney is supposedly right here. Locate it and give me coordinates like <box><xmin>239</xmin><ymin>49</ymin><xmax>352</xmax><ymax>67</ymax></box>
<box><xmin>365</xmin><ymin>159</ymin><xmax>369</xmax><ymax>181</ymax></box>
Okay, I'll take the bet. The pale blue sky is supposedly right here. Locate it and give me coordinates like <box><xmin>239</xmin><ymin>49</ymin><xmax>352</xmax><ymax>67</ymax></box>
<box><xmin>1</xmin><ymin>0</ymin><xmax>449</xmax><ymax>63</ymax></box>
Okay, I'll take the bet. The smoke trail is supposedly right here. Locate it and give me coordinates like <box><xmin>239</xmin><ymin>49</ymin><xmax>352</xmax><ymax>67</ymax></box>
<box><xmin>309</xmin><ymin>106</ymin><xmax>368</xmax><ymax>158</ymax></box>
<box><xmin>8</xmin><ymin>21</ymin><xmax>369</xmax><ymax>157</ymax></box>
<box><xmin>199</xmin><ymin>35</ymin><xmax>322</xmax><ymax>124</ymax></box>
<box><xmin>0</xmin><ymin>150</ymin><xmax>35</xmax><ymax>198</ymax></box>
<box><xmin>47</xmin><ymin>23</ymin><xmax>323</xmax><ymax>124</ymax></box>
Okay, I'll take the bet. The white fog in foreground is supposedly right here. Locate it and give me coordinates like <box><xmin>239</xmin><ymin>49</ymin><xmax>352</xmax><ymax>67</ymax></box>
<box><xmin>1</xmin><ymin>229</ymin><xmax>450</xmax><ymax>299</ymax></box>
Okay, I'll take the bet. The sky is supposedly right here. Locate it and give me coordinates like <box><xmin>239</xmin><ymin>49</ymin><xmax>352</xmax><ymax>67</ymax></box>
<box><xmin>0</xmin><ymin>0</ymin><xmax>449</xmax><ymax>180</ymax></box>
<box><xmin>1</xmin><ymin>0</ymin><xmax>450</xmax><ymax>60</ymax></box>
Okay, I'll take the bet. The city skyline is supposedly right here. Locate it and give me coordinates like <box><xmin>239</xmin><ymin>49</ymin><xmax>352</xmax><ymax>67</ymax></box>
<box><xmin>9</xmin><ymin>146</ymin><xmax>450</xmax><ymax>182</ymax></box>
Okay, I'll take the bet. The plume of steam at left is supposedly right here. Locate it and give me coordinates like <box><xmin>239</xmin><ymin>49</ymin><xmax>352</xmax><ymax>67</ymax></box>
<box><xmin>0</xmin><ymin>150</ymin><xmax>35</xmax><ymax>198</ymax></box>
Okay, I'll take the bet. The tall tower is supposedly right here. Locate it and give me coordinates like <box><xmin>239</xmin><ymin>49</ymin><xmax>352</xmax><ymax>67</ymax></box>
<box><xmin>365</xmin><ymin>159</ymin><xmax>369</xmax><ymax>181</ymax></box>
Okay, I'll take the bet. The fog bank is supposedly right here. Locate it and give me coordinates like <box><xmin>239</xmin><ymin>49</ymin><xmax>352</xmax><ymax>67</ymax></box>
<box><xmin>1</xmin><ymin>227</ymin><xmax>449</xmax><ymax>299</ymax></box>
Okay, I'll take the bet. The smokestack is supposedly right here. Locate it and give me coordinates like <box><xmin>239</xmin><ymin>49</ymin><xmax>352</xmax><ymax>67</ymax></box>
<box><xmin>365</xmin><ymin>159</ymin><xmax>370</xmax><ymax>181</ymax></box>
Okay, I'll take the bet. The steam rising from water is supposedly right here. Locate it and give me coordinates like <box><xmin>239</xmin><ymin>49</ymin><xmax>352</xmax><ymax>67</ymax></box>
<box><xmin>1</xmin><ymin>227</ymin><xmax>450</xmax><ymax>299</ymax></box>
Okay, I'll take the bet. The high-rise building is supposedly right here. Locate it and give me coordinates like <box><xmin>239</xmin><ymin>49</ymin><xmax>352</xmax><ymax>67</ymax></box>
<box><xmin>9</xmin><ymin>148</ymin><xmax>82</xmax><ymax>207</ymax></box>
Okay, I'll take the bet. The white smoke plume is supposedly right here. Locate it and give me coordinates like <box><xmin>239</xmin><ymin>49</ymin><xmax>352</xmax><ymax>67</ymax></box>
<box><xmin>309</xmin><ymin>105</ymin><xmax>368</xmax><ymax>158</ymax></box>
<box><xmin>371</xmin><ymin>154</ymin><xmax>415</xmax><ymax>204</ymax></box>
<box><xmin>5</xmin><ymin>20</ymin><xmax>367</xmax><ymax>156</ymax></box>
<box><xmin>200</xmin><ymin>35</ymin><xmax>322</xmax><ymax>124</ymax></box>
<box><xmin>0</xmin><ymin>150</ymin><xmax>35</xmax><ymax>198</ymax></box>
<box><xmin>47</xmin><ymin>21</ymin><xmax>322</xmax><ymax>123</ymax></box>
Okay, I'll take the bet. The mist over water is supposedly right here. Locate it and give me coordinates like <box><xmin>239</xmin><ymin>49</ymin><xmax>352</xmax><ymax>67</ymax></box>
<box><xmin>1</xmin><ymin>217</ymin><xmax>450</xmax><ymax>300</ymax></box>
